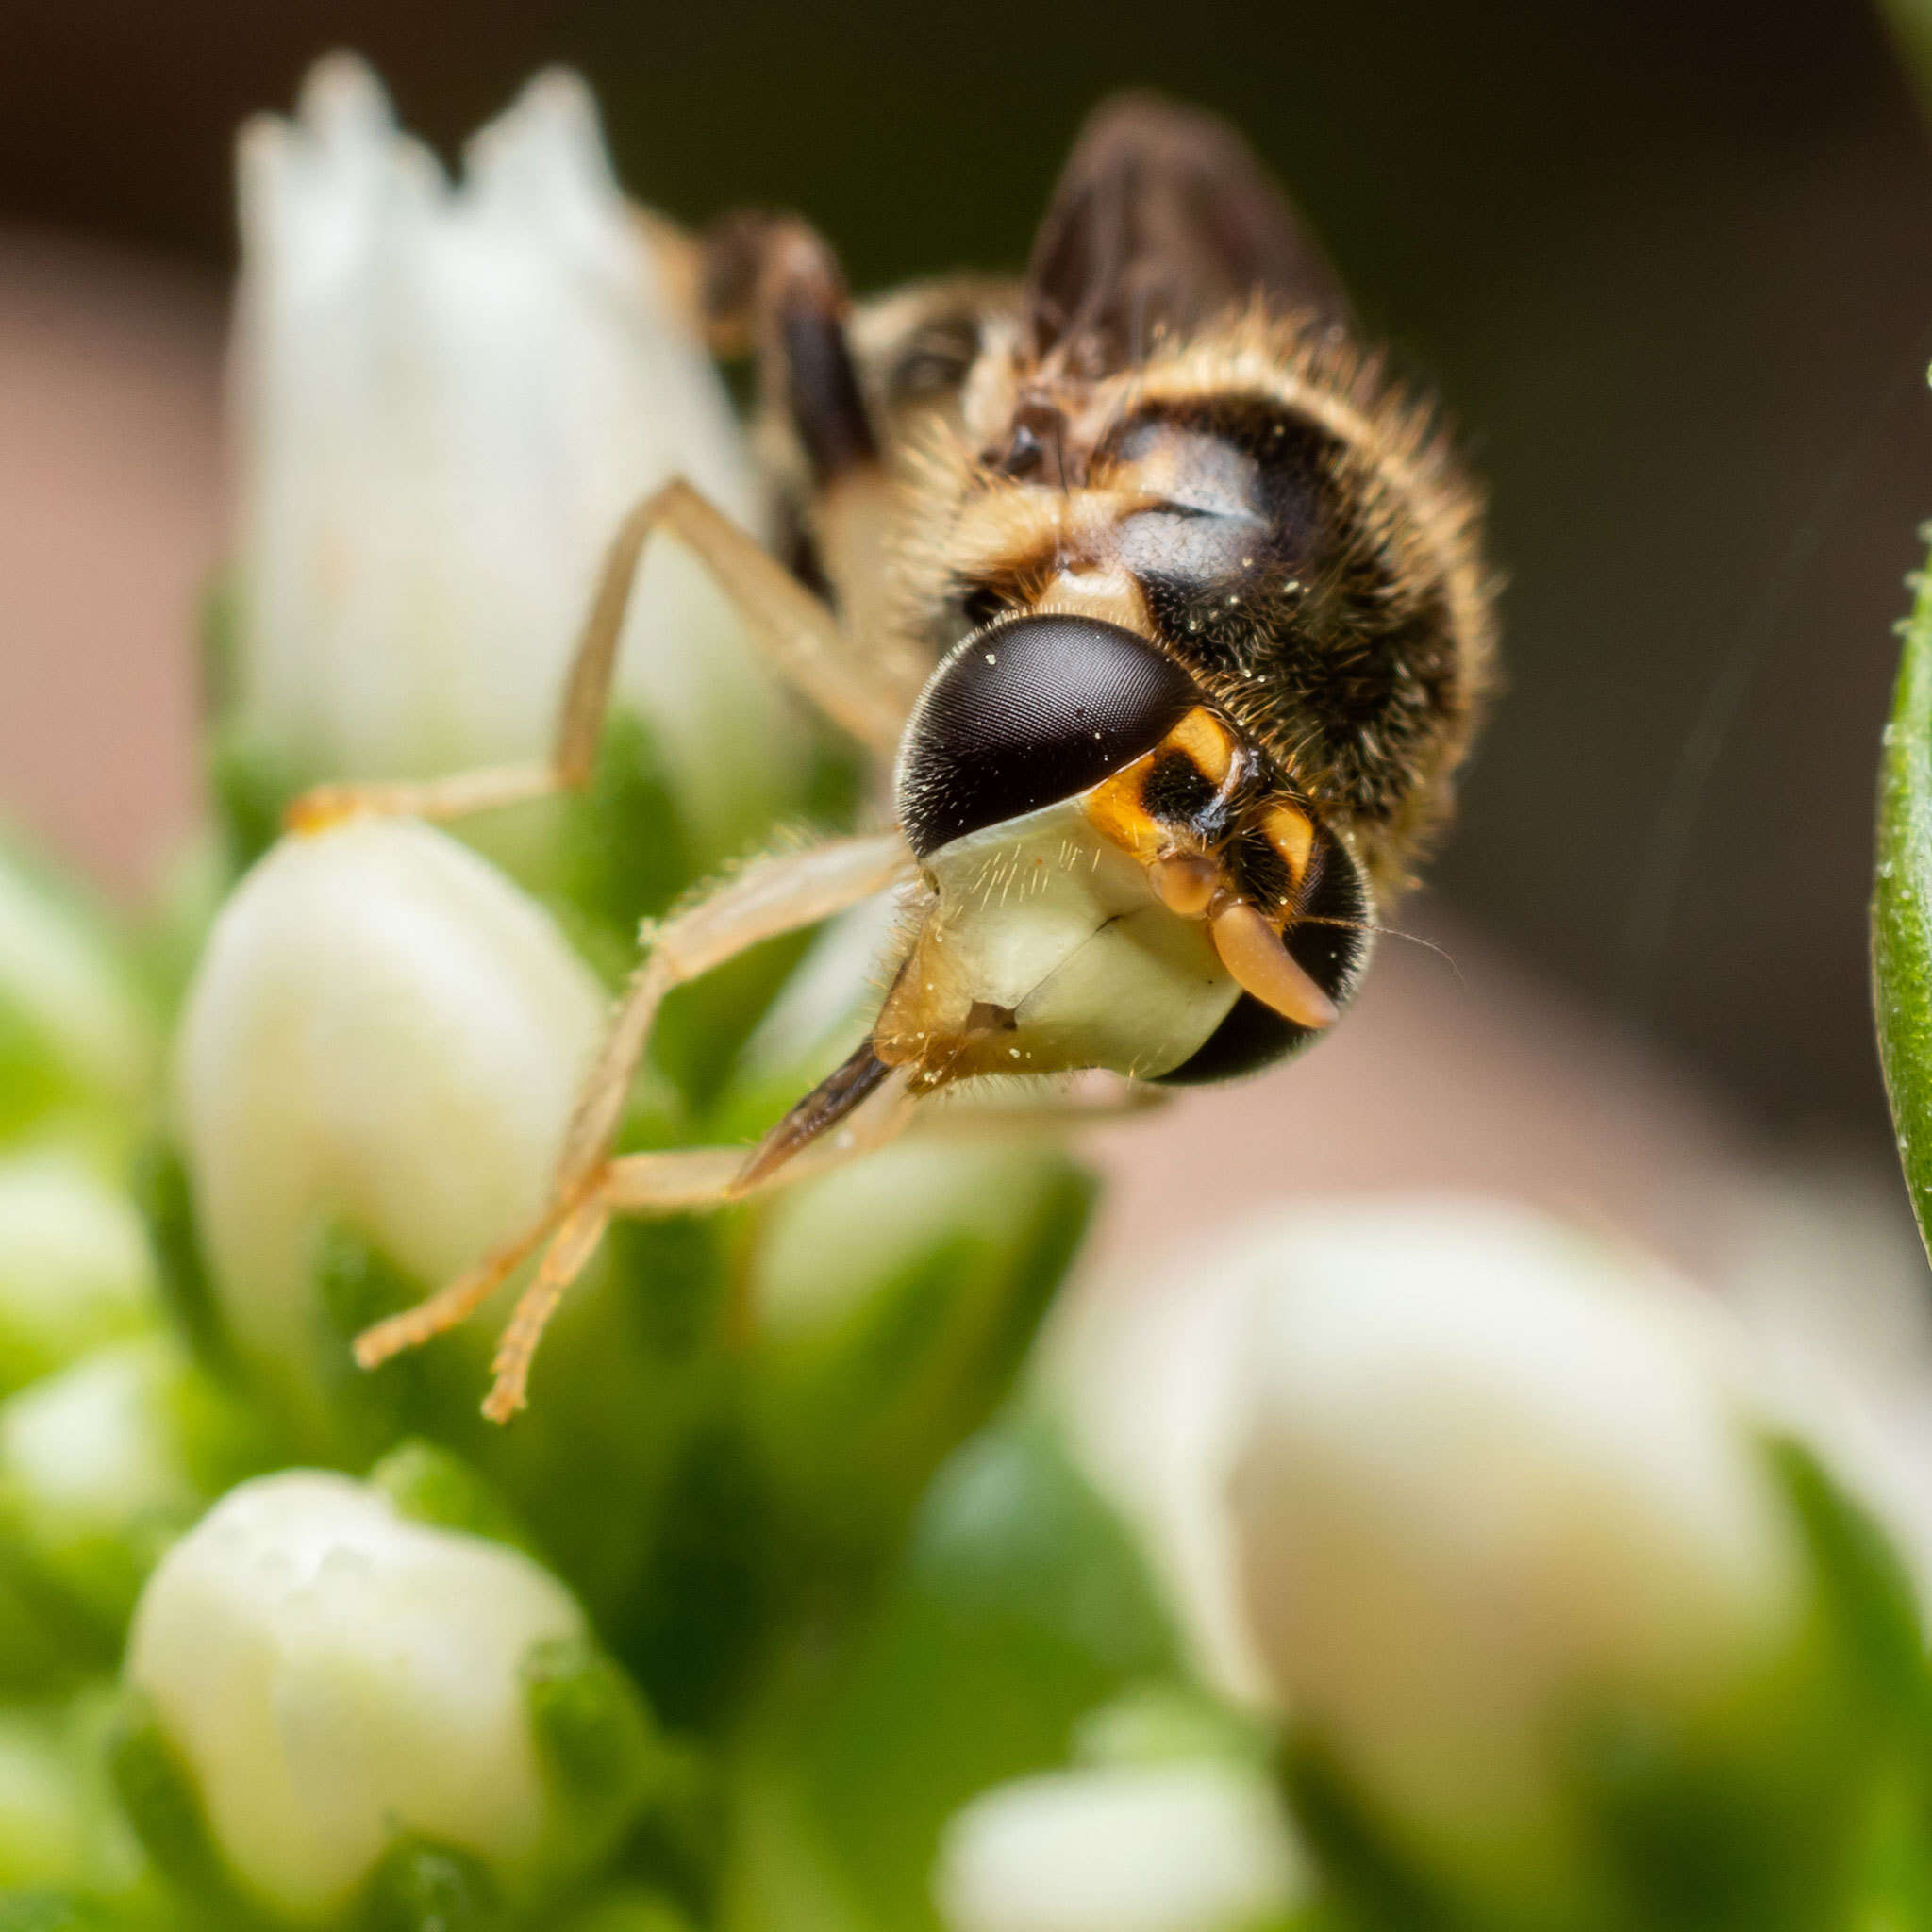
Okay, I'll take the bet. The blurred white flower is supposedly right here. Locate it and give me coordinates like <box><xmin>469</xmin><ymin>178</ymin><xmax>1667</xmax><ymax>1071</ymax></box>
<box><xmin>934</xmin><ymin>1760</ymin><xmax>1306</xmax><ymax>1932</ymax></box>
<box><xmin>0</xmin><ymin>1146</ymin><xmax>156</xmax><ymax>1395</ymax></box>
<box><xmin>1716</xmin><ymin>1159</ymin><xmax>1932</xmax><ymax>1607</ymax></box>
<box><xmin>1049</xmin><ymin>1241</ymin><xmax>1273</xmax><ymax>1709</ymax></box>
<box><xmin>1222</xmin><ymin>1197</ymin><xmax>1809</xmax><ymax>1904</ymax></box>
<box><xmin>0</xmin><ymin>1336</ymin><xmax>245</xmax><ymax>1634</ymax></box>
<box><xmin>230</xmin><ymin>54</ymin><xmax>808</xmax><ymax>856</ymax></box>
<box><xmin>174</xmin><ymin>818</ymin><xmax>605</xmax><ymax>1440</ymax></box>
<box><xmin>125</xmin><ymin>1470</ymin><xmax>586</xmax><ymax>1919</ymax></box>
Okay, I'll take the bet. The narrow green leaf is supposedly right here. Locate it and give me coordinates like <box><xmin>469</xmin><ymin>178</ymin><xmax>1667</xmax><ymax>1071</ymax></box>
<box><xmin>104</xmin><ymin>1692</ymin><xmax>244</xmax><ymax>1918</ymax></box>
<box><xmin>1874</xmin><ymin>541</ymin><xmax>1932</xmax><ymax>1260</ymax></box>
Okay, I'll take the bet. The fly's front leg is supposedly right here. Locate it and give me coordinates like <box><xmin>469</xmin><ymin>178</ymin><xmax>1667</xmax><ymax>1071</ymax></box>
<box><xmin>477</xmin><ymin>1068</ymin><xmax>918</xmax><ymax>1421</ymax></box>
<box><xmin>352</xmin><ymin>829</ymin><xmax>914</xmax><ymax>1408</ymax></box>
<box><xmin>287</xmin><ymin>477</ymin><xmax>907</xmax><ymax>833</ymax></box>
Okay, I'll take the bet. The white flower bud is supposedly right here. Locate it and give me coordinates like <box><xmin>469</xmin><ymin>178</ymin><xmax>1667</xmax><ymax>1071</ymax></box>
<box><xmin>0</xmin><ymin>1337</ymin><xmax>242</xmax><ymax>1635</ymax></box>
<box><xmin>1050</xmin><ymin>1247</ymin><xmax>1274</xmax><ymax>1711</ymax></box>
<box><xmin>124</xmin><ymin>1470</ymin><xmax>590</xmax><ymax>1920</ymax></box>
<box><xmin>934</xmin><ymin>1761</ymin><xmax>1306</xmax><ymax>1932</ymax></box>
<box><xmin>230</xmin><ymin>55</ymin><xmax>807</xmax><ymax>856</ymax></box>
<box><xmin>1224</xmin><ymin>1197</ymin><xmax>1810</xmax><ymax>1906</ymax></box>
<box><xmin>744</xmin><ymin>1134</ymin><xmax>1092</xmax><ymax>1533</ymax></box>
<box><xmin>0</xmin><ymin>1147</ymin><xmax>156</xmax><ymax>1394</ymax></box>
<box><xmin>174</xmin><ymin>819</ymin><xmax>604</xmax><ymax>1441</ymax></box>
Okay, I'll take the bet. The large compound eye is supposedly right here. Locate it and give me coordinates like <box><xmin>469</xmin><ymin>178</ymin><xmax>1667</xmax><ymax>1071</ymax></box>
<box><xmin>896</xmin><ymin>615</ymin><xmax>1201</xmax><ymax>858</ymax></box>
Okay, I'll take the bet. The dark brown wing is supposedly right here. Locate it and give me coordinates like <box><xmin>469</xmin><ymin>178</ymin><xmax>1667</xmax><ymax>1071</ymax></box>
<box><xmin>1024</xmin><ymin>93</ymin><xmax>1348</xmax><ymax>375</ymax></box>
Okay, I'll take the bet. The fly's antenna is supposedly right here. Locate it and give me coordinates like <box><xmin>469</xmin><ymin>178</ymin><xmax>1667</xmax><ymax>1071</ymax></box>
<box><xmin>1296</xmin><ymin>913</ymin><xmax>1466</xmax><ymax>989</ymax></box>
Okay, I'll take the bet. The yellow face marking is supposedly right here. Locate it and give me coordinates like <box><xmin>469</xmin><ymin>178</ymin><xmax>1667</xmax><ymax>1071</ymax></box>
<box><xmin>1083</xmin><ymin>766</ymin><xmax>1167</xmax><ymax>864</ymax></box>
<box><xmin>1263</xmin><ymin>803</ymin><xmax>1315</xmax><ymax>887</ymax></box>
<box><xmin>1081</xmin><ymin>705</ymin><xmax>1235</xmax><ymax>864</ymax></box>
<box><xmin>1168</xmin><ymin>708</ymin><xmax>1236</xmax><ymax>785</ymax></box>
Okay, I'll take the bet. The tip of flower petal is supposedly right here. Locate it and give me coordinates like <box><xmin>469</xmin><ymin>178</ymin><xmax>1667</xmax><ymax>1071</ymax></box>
<box><xmin>296</xmin><ymin>52</ymin><xmax>395</xmax><ymax>145</ymax></box>
<box><xmin>463</xmin><ymin>64</ymin><xmax>620</xmax><ymax>221</ymax></box>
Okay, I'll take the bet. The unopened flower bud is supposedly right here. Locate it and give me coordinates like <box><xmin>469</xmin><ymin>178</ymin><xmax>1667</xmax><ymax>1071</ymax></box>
<box><xmin>1223</xmin><ymin>1197</ymin><xmax>1843</xmax><ymax>1923</ymax></box>
<box><xmin>122</xmin><ymin>1470</ymin><xmax>655</xmax><ymax>1921</ymax></box>
<box><xmin>935</xmin><ymin>1761</ymin><xmax>1307</xmax><ymax>1932</ymax></box>
<box><xmin>173</xmin><ymin>818</ymin><xmax>606</xmax><ymax>1447</ymax></box>
<box><xmin>0</xmin><ymin>1148</ymin><xmax>157</xmax><ymax>1396</ymax></box>
<box><xmin>0</xmin><ymin>840</ymin><xmax>151</xmax><ymax>1148</ymax></box>
<box><xmin>746</xmin><ymin>1138</ymin><xmax>1093</xmax><ymax>1535</ymax></box>
<box><xmin>0</xmin><ymin>1337</ymin><xmax>264</xmax><ymax>1646</ymax></box>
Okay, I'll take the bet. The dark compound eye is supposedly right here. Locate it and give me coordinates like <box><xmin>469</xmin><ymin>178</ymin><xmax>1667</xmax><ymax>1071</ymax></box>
<box><xmin>1157</xmin><ymin>821</ymin><xmax>1371</xmax><ymax>1084</ymax></box>
<box><xmin>896</xmin><ymin>615</ymin><xmax>1202</xmax><ymax>858</ymax></box>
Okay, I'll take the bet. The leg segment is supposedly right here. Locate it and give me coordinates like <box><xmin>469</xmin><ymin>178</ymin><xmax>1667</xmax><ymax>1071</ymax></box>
<box><xmin>554</xmin><ymin>829</ymin><xmax>911</xmax><ymax>1191</ymax></box>
<box><xmin>288</xmin><ymin>477</ymin><xmax>907</xmax><ymax>834</ymax></box>
<box><xmin>354</xmin><ymin>830</ymin><xmax>913</xmax><ymax>1411</ymax></box>
<box><xmin>478</xmin><ymin>1069</ymin><xmax>916</xmax><ymax>1421</ymax></box>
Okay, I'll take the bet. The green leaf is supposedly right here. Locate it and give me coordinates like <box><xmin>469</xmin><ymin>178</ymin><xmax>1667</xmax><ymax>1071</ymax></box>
<box><xmin>1279</xmin><ymin>1733</ymin><xmax>1471</xmax><ymax>1932</ymax></box>
<box><xmin>206</xmin><ymin>725</ymin><xmax>292</xmax><ymax>882</ymax></box>
<box><xmin>365</xmin><ymin>1439</ymin><xmax>540</xmax><ymax>1558</ymax></box>
<box><xmin>105</xmin><ymin>1692</ymin><xmax>244</xmax><ymax>1919</ymax></box>
<box><xmin>555</xmin><ymin>709</ymin><xmax>691</xmax><ymax>943</ymax></box>
<box><xmin>1875</xmin><ymin>541</ymin><xmax>1932</xmax><ymax>1262</ymax></box>
<box><xmin>614</xmin><ymin>1418</ymin><xmax>781</xmax><ymax>1732</ymax></box>
<box><xmin>130</xmin><ymin>1142</ymin><xmax>234</xmax><ymax>1388</ymax></box>
<box><xmin>524</xmin><ymin>1632</ymin><xmax>658</xmax><ymax>1812</ymax></box>
<box><xmin>0</xmin><ymin>1899</ymin><xmax>117</xmax><ymax>1932</ymax></box>
<box><xmin>1765</xmin><ymin>1431</ymin><xmax>1932</xmax><ymax>1729</ymax></box>
<box><xmin>745</xmin><ymin>1145</ymin><xmax>1096</xmax><ymax>1557</ymax></box>
<box><xmin>560</xmin><ymin>1890</ymin><xmax>697</xmax><ymax>1932</ymax></box>
<box><xmin>523</xmin><ymin>1632</ymin><xmax>721</xmax><ymax>1906</ymax></box>
<box><xmin>355</xmin><ymin>1839</ymin><xmax>501</xmax><ymax>1932</ymax></box>
<box><xmin>781</xmin><ymin>1414</ymin><xmax>1182</xmax><ymax>1931</ymax></box>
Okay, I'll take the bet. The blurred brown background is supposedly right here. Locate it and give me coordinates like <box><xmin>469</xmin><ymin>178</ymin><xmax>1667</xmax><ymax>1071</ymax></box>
<box><xmin>3</xmin><ymin>0</ymin><xmax>1929</xmax><ymax>1172</ymax></box>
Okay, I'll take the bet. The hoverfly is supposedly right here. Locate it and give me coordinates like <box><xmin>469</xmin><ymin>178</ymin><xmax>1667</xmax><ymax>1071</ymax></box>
<box><xmin>303</xmin><ymin>94</ymin><xmax>1495</xmax><ymax>1420</ymax></box>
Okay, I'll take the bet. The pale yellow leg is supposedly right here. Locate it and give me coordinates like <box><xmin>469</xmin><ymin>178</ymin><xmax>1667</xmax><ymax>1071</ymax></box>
<box><xmin>353</xmin><ymin>831</ymin><xmax>913</xmax><ymax>1410</ymax></box>
<box><xmin>288</xmin><ymin>477</ymin><xmax>908</xmax><ymax>833</ymax></box>
<box><xmin>479</xmin><ymin>1070</ymin><xmax>917</xmax><ymax>1421</ymax></box>
<box><xmin>554</xmin><ymin>829</ymin><xmax>912</xmax><ymax>1192</ymax></box>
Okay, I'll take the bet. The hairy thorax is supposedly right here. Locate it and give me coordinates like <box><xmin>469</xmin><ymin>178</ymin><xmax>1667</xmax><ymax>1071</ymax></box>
<box><xmin>872</xmin><ymin>306</ymin><xmax>1495</xmax><ymax>899</ymax></box>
